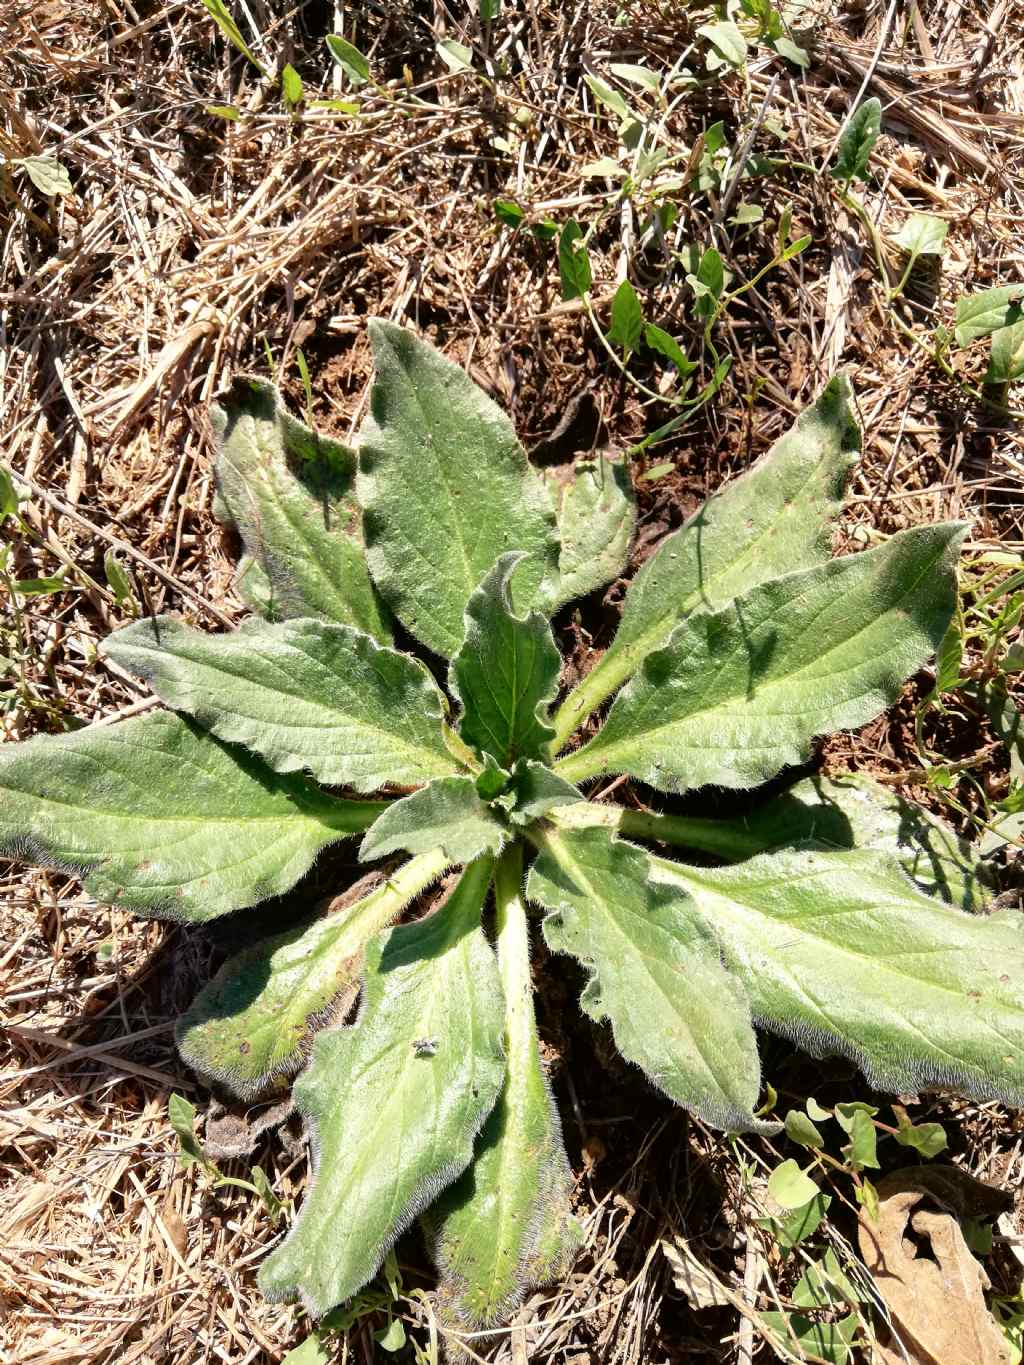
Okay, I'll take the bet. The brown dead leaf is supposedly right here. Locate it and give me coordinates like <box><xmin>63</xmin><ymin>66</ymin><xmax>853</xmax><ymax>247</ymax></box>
<box><xmin>858</xmin><ymin>1167</ymin><xmax>1013</xmax><ymax>1365</ymax></box>
<box><xmin>660</xmin><ymin>1236</ymin><xmax>732</xmax><ymax>1310</ymax></box>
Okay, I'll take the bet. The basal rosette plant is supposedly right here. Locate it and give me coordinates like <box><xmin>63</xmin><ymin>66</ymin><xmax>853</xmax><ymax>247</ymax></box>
<box><xmin>3</xmin><ymin>322</ymin><xmax>1021</xmax><ymax>1329</ymax></box>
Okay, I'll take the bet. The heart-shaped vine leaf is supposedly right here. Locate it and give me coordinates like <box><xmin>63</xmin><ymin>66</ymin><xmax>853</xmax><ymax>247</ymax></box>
<box><xmin>103</xmin><ymin>616</ymin><xmax>455</xmax><ymax>791</ymax></box>
<box><xmin>359</xmin><ymin>777</ymin><xmax>507</xmax><ymax>863</ymax></box>
<box><xmin>177</xmin><ymin>848</ymin><xmax>450</xmax><ymax>1096</ymax></box>
<box><xmin>558</xmin><ymin>523</ymin><xmax>966</xmax><ymax>792</ymax></box>
<box><xmin>213</xmin><ymin>377</ymin><xmax>389</xmax><ymax>639</ymax></box>
<box><xmin>654</xmin><ymin>847</ymin><xmax>1024</xmax><ymax>1104</ymax></box>
<box><xmin>357</xmin><ymin>322</ymin><xmax>557</xmax><ymax>657</ymax></box>
<box><xmin>529</xmin><ymin>826</ymin><xmax>777</xmax><ymax>1134</ymax></box>
<box><xmin>429</xmin><ymin>848</ymin><xmax>582</xmax><ymax>1326</ymax></box>
<box><xmin>544</xmin><ymin>458</ymin><xmax>636</xmax><ymax>612</ymax></box>
<box><xmin>259</xmin><ymin>858</ymin><xmax>505</xmax><ymax>1316</ymax></box>
<box><xmin>0</xmin><ymin>711</ymin><xmax>380</xmax><ymax>920</ymax></box>
<box><xmin>552</xmin><ymin>374</ymin><xmax>859</xmax><ymax>745</ymax></box>
<box><xmin>451</xmin><ymin>554</ymin><xmax>561</xmax><ymax>766</ymax></box>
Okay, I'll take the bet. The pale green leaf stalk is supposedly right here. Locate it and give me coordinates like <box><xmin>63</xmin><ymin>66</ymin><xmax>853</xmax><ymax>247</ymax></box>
<box><xmin>1</xmin><ymin>321</ymin><xmax>1016</xmax><ymax>1334</ymax></box>
<box><xmin>259</xmin><ymin>859</ymin><xmax>506</xmax><ymax>1316</ymax></box>
<box><xmin>177</xmin><ymin>847</ymin><xmax>452</xmax><ymax>1095</ymax></box>
<box><xmin>428</xmin><ymin>844</ymin><xmax>582</xmax><ymax>1326</ymax></box>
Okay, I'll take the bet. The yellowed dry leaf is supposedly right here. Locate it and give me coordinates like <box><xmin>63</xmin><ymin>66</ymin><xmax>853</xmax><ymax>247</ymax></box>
<box><xmin>858</xmin><ymin>1172</ymin><xmax>1013</xmax><ymax>1365</ymax></box>
<box><xmin>660</xmin><ymin>1235</ymin><xmax>732</xmax><ymax>1309</ymax></box>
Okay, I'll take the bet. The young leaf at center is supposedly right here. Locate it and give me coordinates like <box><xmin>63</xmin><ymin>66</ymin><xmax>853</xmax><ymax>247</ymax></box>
<box><xmin>450</xmin><ymin>554</ymin><xmax>561</xmax><ymax>766</ymax></box>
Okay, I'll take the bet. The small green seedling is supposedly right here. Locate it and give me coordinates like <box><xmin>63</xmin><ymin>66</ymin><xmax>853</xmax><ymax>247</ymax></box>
<box><xmin>2</xmin><ymin>324</ymin><xmax>1019</xmax><ymax>1331</ymax></box>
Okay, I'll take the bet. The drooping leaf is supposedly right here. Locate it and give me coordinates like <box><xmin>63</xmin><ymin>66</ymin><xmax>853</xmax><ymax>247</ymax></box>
<box><xmin>653</xmin><ymin>846</ymin><xmax>1024</xmax><ymax>1105</ymax></box>
<box><xmin>259</xmin><ymin>859</ymin><xmax>506</xmax><ymax>1317</ymax></box>
<box><xmin>450</xmin><ymin>555</ymin><xmax>561</xmax><ymax>765</ymax></box>
<box><xmin>986</xmin><ymin>318</ymin><xmax>1024</xmax><ymax>384</ymax></box>
<box><xmin>583</xmin><ymin>75</ymin><xmax>632</xmax><ymax>122</ymax></box>
<box><xmin>212</xmin><ymin>376</ymin><xmax>389</xmax><ymax>640</ymax></box>
<box><xmin>760</xmin><ymin>1311</ymin><xmax>858</xmax><ymax>1365</ymax></box>
<box><xmin>768</xmin><ymin>1159</ymin><xmax>820</xmax><ymax>1209</ymax></box>
<box><xmin>0</xmin><ymin>711</ymin><xmax>380</xmax><ymax>920</ymax></box>
<box><xmin>713</xmin><ymin>771</ymin><xmax>994</xmax><ymax>910</ymax></box>
<box><xmin>557</xmin><ymin>523</ymin><xmax>965</xmax><ymax>793</ymax></box>
<box><xmin>357</xmin><ymin>321</ymin><xmax>557</xmax><ymax>658</ymax></box>
<box><xmin>528</xmin><ymin>827</ymin><xmax>776</xmax><ymax>1134</ymax></box>
<box><xmin>546</xmin><ymin>458</ymin><xmax>633</xmax><ymax>608</ymax></box>
<box><xmin>325</xmin><ymin>34</ymin><xmax>369</xmax><ymax>84</ymax></box>
<box><xmin>360</xmin><ymin>776</ymin><xmax>507</xmax><ymax>864</ymax></box>
<box><xmin>429</xmin><ymin>848</ymin><xmax>582</xmax><ymax>1325</ymax></box>
<box><xmin>607</xmin><ymin>280</ymin><xmax>644</xmax><ymax>354</ymax></box>
<box><xmin>784</xmin><ymin>1109</ymin><xmax>824</xmax><ymax>1148</ymax></box>
<box><xmin>281</xmin><ymin>63</ymin><xmax>303</xmax><ymax>105</ymax></box>
<box><xmin>831</xmin><ymin>97</ymin><xmax>881</xmax><ymax>184</ymax></box>
<box><xmin>505</xmin><ymin>760</ymin><xmax>581</xmax><ymax>825</ymax></box>
<box><xmin>102</xmin><ymin>616</ymin><xmax>455</xmax><ymax>792</ymax></box>
<box><xmin>552</xmin><ymin>374</ymin><xmax>859</xmax><ymax>745</ymax></box>
<box><xmin>558</xmin><ymin>220</ymin><xmax>593</xmax><ymax>301</ymax></box>
<box><xmin>436</xmin><ymin>38</ymin><xmax>475</xmax><ymax>73</ymax></box>
<box><xmin>643</xmin><ymin>323</ymin><xmax>695</xmax><ymax>375</ymax></box>
<box><xmin>953</xmin><ymin>286</ymin><xmax>1024</xmax><ymax>347</ymax></box>
<box><xmin>17</xmin><ymin>155</ymin><xmax>73</xmax><ymax>196</ymax></box>
<box><xmin>697</xmin><ymin>21</ymin><xmax>749</xmax><ymax>68</ymax></box>
<box><xmin>177</xmin><ymin>848</ymin><xmax>450</xmax><ymax>1096</ymax></box>
<box><xmin>893</xmin><ymin>212</ymin><xmax>948</xmax><ymax>262</ymax></box>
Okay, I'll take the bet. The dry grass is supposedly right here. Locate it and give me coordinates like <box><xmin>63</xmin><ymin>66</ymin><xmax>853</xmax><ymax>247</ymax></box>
<box><xmin>2</xmin><ymin>0</ymin><xmax>1023</xmax><ymax>1360</ymax></box>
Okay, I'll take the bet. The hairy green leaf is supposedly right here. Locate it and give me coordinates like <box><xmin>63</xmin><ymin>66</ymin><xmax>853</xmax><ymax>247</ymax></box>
<box><xmin>528</xmin><ymin>827</ymin><xmax>776</xmax><ymax>1133</ymax></box>
<box><xmin>0</xmin><ymin>711</ymin><xmax>379</xmax><ymax>920</ymax></box>
<box><xmin>429</xmin><ymin>848</ymin><xmax>582</xmax><ymax>1325</ymax></box>
<box><xmin>505</xmin><ymin>760</ymin><xmax>581</xmax><ymax>825</ymax></box>
<box><xmin>360</xmin><ymin>776</ymin><xmax>507</xmax><ymax>863</ymax></box>
<box><xmin>259</xmin><ymin>859</ymin><xmax>505</xmax><ymax>1316</ymax></box>
<box><xmin>177</xmin><ymin>849</ymin><xmax>450</xmax><ymax>1096</ymax></box>
<box><xmin>212</xmin><ymin>377</ymin><xmax>388</xmax><ymax>639</ymax></box>
<box><xmin>552</xmin><ymin>374</ymin><xmax>859</xmax><ymax>747</ymax></box>
<box><xmin>557</xmin><ymin>524</ymin><xmax>965</xmax><ymax>793</ymax></box>
<box><xmin>719</xmin><ymin>771</ymin><xmax>993</xmax><ymax>909</ymax></box>
<box><xmin>451</xmin><ymin>555</ymin><xmax>561</xmax><ymax>765</ymax></box>
<box><xmin>831</xmin><ymin>98</ymin><xmax>881</xmax><ymax>184</ymax></box>
<box><xmin>654</xmin><ymin>846</ymin><xmax>1024</xmax><ymax>1105</ymax></box>
<box><xmin>953</xmin><ymin>286</ymin><xmax>1024</xmax><ymax>347</ymax></box>
<box><xmin>543</xmin><ymin>458</ymin><xmax>635</xmax><ymax>615</ymax></box>
<box><xmin>357</xmin><ymin>321</ymin><xmax>557</xmax><ymax>658</ymax></box>
<box><xmin>102</xmin><ymin>616</ymin><xmax>455</xmax><ymax>792</ymax></box>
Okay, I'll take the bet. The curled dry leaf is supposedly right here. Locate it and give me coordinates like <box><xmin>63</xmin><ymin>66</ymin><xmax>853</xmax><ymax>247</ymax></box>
<box><xmin>858</xmin><ymin>1168</ymin><xmax>1014</xmax><ymax>1365</ymax></box>
<box><xmin>660</xmin><ymin>1236</ymin><xmax>732</xmax><ymax>1310</ymax></box>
